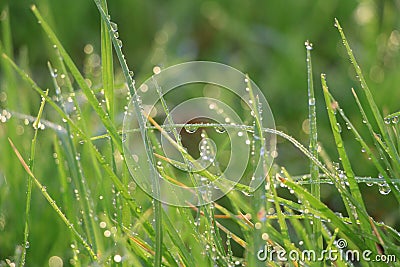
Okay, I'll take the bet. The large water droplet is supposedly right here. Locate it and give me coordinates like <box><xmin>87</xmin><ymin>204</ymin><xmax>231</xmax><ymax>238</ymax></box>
<box><xmin>378</xmin><ymin>183</ymin><xmax>391</xmax><ymax>195</ymax></box>
<box><xmin>308</xmin><ymin>97</ymin><xmax>315</xmax><ymax>106</ymax></box>
<box><xmin>184</xmin><ymin>124</ymin><xmax>198</xmax><ymax>134</ymax></box>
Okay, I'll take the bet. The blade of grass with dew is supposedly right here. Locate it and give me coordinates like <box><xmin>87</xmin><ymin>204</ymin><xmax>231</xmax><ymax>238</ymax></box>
<box><xmin>53</xmin><ymin>135</ymin><xmax>82</xmax><ymax>262</ymax></box>
<box><xmin>19</xmin><ymin>89</ymin><xmax>47</xmax><ymax>267</ymax></box>
<box><xmin>92</xmin><ymin>2</ymin><xmax>164</xmax><ymax>265</ymax></box>
<box><xmin>148</xmin><ymin>117</ymin><xmax>237</xmax><ymax>265</ymax></box>
<box><xmin>48</xmin><ymin>61</ymin><xmax>100</xmax><ymax>254</ymax></box>
<box><xmin>99</xmin><ymin>0</ymin><xmax>114</xmax><ymax>120</ymax></box>
<box><xmin>146</xmin><ymin>128</ymin><xmax>198</xmax><ymax>266</ymax></box>
<box><xmin>321</xmin><ymin>74</ymin><xmax>377</xmax><ymax>251</ymax></box>
<box><xmin>352</xmin><ymin>87</ymin><xmax>396</xmax><ymax>177</ymax></box>
<box><xmin>278</xmin><ymin>175</ymin><xmax>366</xmax><ymax>251</ymax></box>
<box><xmin>5</xmin><ymin>54</ymin><xmax>154</xmax><ymax>253</ymax></box>
<box><xmin>98</xmin><ymin>1</ymin><xmax>124</xmax><ymax>230</ymax></box>
<box><xmin>52</xmin><ymin>48</ymin><xmax>106</xmax><ymax>219</ymax></box>
<box><xmin>31</xmin><ymin>5</ymin><xmax>123</xmax><ymax>152</ymax></box>
<box><xmin>305</xmin><ymin>40</ymin><xmax>323</xmax><ymax>255</ymax></box>
<box><xmin>332</xmin><ymin>90</ymin><xmax>400</xmax><ymax>203</ymax></box>
<box><xmin>335</xmin><ymin>18</ymin><xmax>400</xmax><ymax>173</ymax></box>
<box><xmin>245</xmin><ymin>74</ymin><xmax>293</xmax><ymax>266</ymax></box>
<box><xmin>3</xmin><ymin>53</ymin><xmax>158</xmax><ymax>248</ymax></box>
<box><xmin>8</xmin><ymin>138</ymin><xmax>98</xmax><ymax>261</ymax></box>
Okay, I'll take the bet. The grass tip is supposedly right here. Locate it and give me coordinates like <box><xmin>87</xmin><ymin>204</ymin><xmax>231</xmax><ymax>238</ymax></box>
<box><xmin>334</xmin><ymin>18</ymin><xmax>340</xmax><ymax>28</ymax></box>
<box><xmin>305</xmin><ymin>40</ymin><xmax>313</xmax><ymax>50</ymax></box>
<box><xmin>30</xmin><ymin>5</ymin><xmax>37</xmax><ymax>11</ymax></box>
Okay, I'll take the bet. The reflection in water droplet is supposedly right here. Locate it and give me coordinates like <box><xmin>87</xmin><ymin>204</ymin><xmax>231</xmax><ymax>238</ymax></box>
<box><xmin>184</xmin><ymin>124</ymin><xmax>198</xmax><ymax>134</ymax></box>
<box><xmin>215</xmin><ymin>126</ymin><xmax>225</xmax><ymax>133</ymax></box>
<box><xmin>378</xmin><ymin>183</ymin><xmax>391</xmax><ymax>195</ymax></box>
<box><xmin>110</xmin><ymin>21</ymin><xmax>118</xmax><ymax>32</ymax></box>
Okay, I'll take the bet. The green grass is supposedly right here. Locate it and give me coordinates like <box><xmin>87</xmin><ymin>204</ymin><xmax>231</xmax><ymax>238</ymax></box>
<box><xmin>1</xmin><ymin>1</ymin><xmax>400</xmax><ymax>266</ymax></box>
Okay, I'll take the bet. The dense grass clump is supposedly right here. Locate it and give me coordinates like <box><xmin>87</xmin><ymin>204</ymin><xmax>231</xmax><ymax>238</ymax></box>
<box><xmin>0</xmin><ymin>1</ymin><xmax>399</xmax><ymax>266</ymax></box>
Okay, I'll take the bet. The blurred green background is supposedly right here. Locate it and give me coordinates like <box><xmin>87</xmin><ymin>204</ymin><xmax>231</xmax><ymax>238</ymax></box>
<box><xmin>1</xmin><ymin>0</ymin><xmax>400</xmax><ymax>265</ymax></box>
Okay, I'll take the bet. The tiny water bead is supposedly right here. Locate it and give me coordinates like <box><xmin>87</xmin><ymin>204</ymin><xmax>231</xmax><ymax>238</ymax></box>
<box><xmin>215</xmin><ymin>126</ymin><xmax>226</xmax><ymax>133</ymax></box>
<box><xmin>0</xmin><ymin>109</ymin><xmax>12</xmax><ymax>123</ymax></box>
<box><xmin>110</xmin><ymin>21</ymin><xmax>118</xmax><ymax>32</ymax></box>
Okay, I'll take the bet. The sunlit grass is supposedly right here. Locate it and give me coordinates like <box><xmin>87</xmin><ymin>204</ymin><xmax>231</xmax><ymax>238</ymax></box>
<box><xmin>0</xmin><ymin>1</ymin><xmax>399</xmax><ymax>267</ymax></box>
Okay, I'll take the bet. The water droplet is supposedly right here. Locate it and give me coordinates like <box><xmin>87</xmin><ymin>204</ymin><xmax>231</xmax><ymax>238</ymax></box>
<box><xmin>110</xmin><ymin>22</ymin><xmax>118</xmax><ymax>32</ymax></box>
<box><xmin>215</xmin><ymin>126</ymin><xmax>226</xmax><ymax>133</ymax></box>
<box><xmin>334</xmin><ymin>20</ymin><xmax>338</xmax><ymax>28</ymax></box>
<box><xmin>308</xmin><ymin>97</ymin><xmax>315</xmax><ymax>106</ymax></box>
<box><xmin>113</xmin><ymin>31</ymin><xmax>119</xmax><ymax>38</ymax></box>
<box><xmin>378</xmin><ymin>183</ymin><xmax>391</xmax><ymax>195</ymax></box>
<box><xmin>25</xmin><ymin>241</ymin><xmax>30</xmax><ymax>248</ymax></box>
<box><xmin>304</xmin><ymin>40</ymin><xmax>313</xmax><ymax>50</ymax></box>
<box><xmin>335</xmin><ymin>123</ymin><xmax>342</xmax><ymax>133</ymax></box>
<box><xmin>116</xmin><ymin>39</ymin><xmax>123</xmax><ymax>48</ymax></box>
<box><xmin>392</xmin><ymin>116</ymin><xmax>398</xmax><ymax>124</ymax></box>
<box><xmin>184</xmin><ymin>124</ymin><xmax>198</xmax><ymax>133</ymax></box>
<box><xmin>114</xmin><ymin>254</ymin><xmax>122</xmax><ymax>263</ymax></box>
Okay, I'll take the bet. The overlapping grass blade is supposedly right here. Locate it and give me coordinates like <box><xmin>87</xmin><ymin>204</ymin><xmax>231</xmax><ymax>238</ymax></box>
<box><xmin>335</xmin><ymin>18</ymin><xmax>400</xmax><ymax>173</ymax></box>
<box><xmin>321</xmin><ymin>74</ymin><xmax>376</xmax><ymax>251</ymax></box>
<box><xmin>19</xmin><ymin>89</ymin><xmax>47</xmax><ymax>267</ymax></box>
<box><xmin>8</xmin><ymin>138</ymin><xmax>97</xmax><ymax>261</ymax></box>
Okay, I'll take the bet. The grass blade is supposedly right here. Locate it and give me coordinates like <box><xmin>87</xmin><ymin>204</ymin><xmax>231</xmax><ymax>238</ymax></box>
<box><xmin>19</xmin><ymin>90</ymin><xmax>48</xmax><ymax>267</ymax></box>
<box><xmin>305</xmin><ymin>40</ymin><xmax>323</xmax><ymax>254</ymax></box>
<box><xmin>335</xmin><ymin>18</ymin><xmax>400</xmax><ymax>173</ymax></box>
<box><xmin>8</xmin><ymin>138</ymin><xmax>98</xmax><ymax>261</ymax></box>
<box><xmin>321</xmin><ymin>74</ymin><xmax>376</xmax><ymax>252</ymax></box>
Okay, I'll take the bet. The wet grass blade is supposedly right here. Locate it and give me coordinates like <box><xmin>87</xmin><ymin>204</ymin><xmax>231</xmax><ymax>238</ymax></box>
<box><xmin>92</xmin><ymin>2</ymin><xmax>164</xmax><ymax>265</ymax></box>
<box><xmin>31</xmin><ymin>5</ymin><xmax>123</xmax><ymax>152</ymax></box>
<box><xmin>8</xmin><ymin>138</ymin><xmax>98</xmax><ymax>261</ymax></box>
<box><xmin>335</xmin><ymin>18</ymin><xmax>400</xmax><ymax>172</ymax></box>
<box><xmin>321</xmin><ymin>74</ymin><xmax>376</xmax><ymax>252</ymax></box>
<box><xmin>305</xmin><ymin>40</ymin><xmax>323</xmax><ymax>254</ymax></box>
<box><xmin>19</xmin><ymin>90</ymin><xmax>47</xmax><ymax>267</ymax></box>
